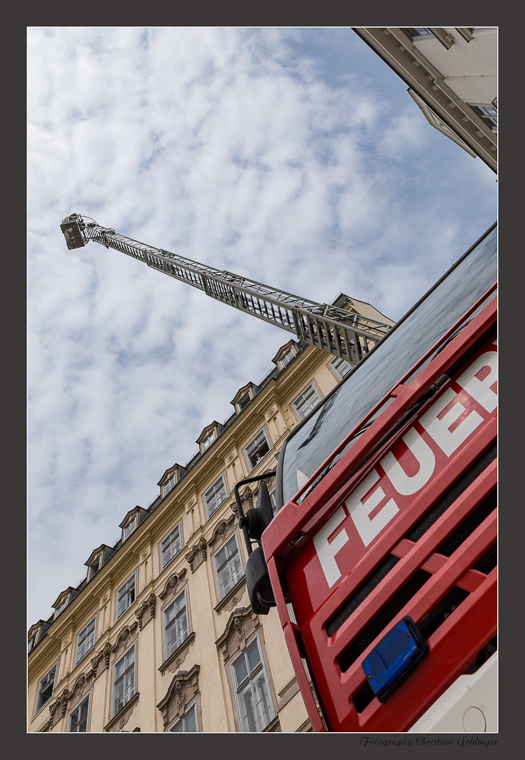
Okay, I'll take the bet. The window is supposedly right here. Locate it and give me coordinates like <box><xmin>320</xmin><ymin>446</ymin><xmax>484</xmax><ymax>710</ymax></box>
<box><xmin>161</xmin><ymin>522</ymin><xmax>182</xmax><ymax>569</ymax></box>
<box><xmin>164</xmin><ymin>590</ymin><xmax>189</xmax><ymax>658</ymax></box>
<box><xmin>123</xmin><ymin>516</ymin><xmax>137</xmax><ymax>541</ymax></box>
<box><xmin>237</xmin><ymin>391</ymin><xmax>251</xmax><ymax>412</ymax></box>
<box><xmin>231</xmin><ymin>638</ymin><xmax>275</xmax><ymax>732</ymax></box>
<box><xmin>68</xmin><ymin>695</ymin><xmax>90</xmax><ymax>732</ymax></box>
<box><xmin>35</xmin><ymin>663</ymin><xmax>57</xmax><ymax>713</ymax></box>
<box><xmin>169</xmin><ymin>702</ymin><xmax>198</xmax><ymax>732</ymax></box>
<box><xmin>76</xmin><ymin>617</ymin><xmax>96</xmax><ymax>664</ymax></box>
<box><xmin>403</xmin><ymin>27</ymin><xmax>432</xmax><ymax>39</ymax></box>
<box><xmin>163</xmin><ymin>474</ymin><xmax>176</xmax><ymax>496</ymax></box>
<box><xmin>214</xmin><ymin>534</ymin><xmax>243</xmax><ymax>599</ymax></box>
<box><xmin>112</xmin><ymin>646</ymin><xmax>135</xmax><ymax>717</ymax></box>
<box><xmin>201</xmin><ymin>430</ymin><xmax>216</xmax><ymax>452</ymax></box>
<box><xmin>204</xmin><ymin>475</ymin><xmax>228</xmax><ymax>518</ymax></box>
<box><xmin>116</xmin><ymin>573</ymin><xmax>136</xmax><ymax>619</ymax></box>
<box><xmin>28</xmin><ymin>634</ymin><xmax>37</xmax><ymax>654</ymax></box>
<box><xmin>87</xmin><ymin>556</ymin><xmax>101</xmax><ymax>581</ymax></box>
<box><xmin>469</xmin><ymin>103</ymin><xmax>497</xmax><ymax>131</ymax></box>
<box><xmin>54</xmin><ymin>597</ymin><xmax>68</xmax><ymax>619</ymax></box>
<box><xmin>279</xmin><ymin>347</ymin><xmax>296</xmax><ymax>369</ymax></box>
<box><xmin>244</xmin><ymin>429</ymin><xmax>271</xmax><ymax>470</ymax></box>
<box><xmin>292</xmin><ymin>383</ymin><xmax>322</xmax><ymax>420</ymax></box>
<box><xmin>329</xmin><ymin>356</ymin><xmax>353</xmax><ymax>380</ymax></box>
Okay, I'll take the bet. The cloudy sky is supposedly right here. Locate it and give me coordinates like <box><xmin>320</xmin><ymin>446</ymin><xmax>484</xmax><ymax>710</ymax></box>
<box><xmin>27</xmin><ymin>27</ymin><xmax>496</xmax><ymax>627</ymax></box>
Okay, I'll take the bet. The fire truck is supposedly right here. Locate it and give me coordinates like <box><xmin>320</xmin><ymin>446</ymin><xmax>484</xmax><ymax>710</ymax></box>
<box><xmin>236</xmin><ymin>223</ymin><xmax>497</xmax><ymax>732</ymax></box>
<box><xmin>61</xmin><ymin>215</ymin><xmax>497</xmax><ymax>732</ymax></box>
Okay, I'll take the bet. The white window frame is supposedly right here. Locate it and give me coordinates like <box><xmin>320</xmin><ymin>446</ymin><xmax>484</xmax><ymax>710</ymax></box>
<box><xmin>292</xmin><ymin>382</ymin><xmax>322</xmax><ymax>420</ymax></box>
<box><xmin>244</xmin><ymin>428</ymin><xmax>271</xmax><ymax>470</ymax></box>
<box><xmin>54</xmin><ymin>596</ymin><xmax>68</xmax><ymax>619</ymax></box>
<box><xmin>163</xmin><ymin>473</ymin><xmax>176</xmax><ymax>497</ymax></box>
<box><xmin>236</xmin><ymin>391</ymin><xmax>252</xmax><ymax>413</ymax></box>
<box><xmin>112</xmin><ymin>645</ymin><xmax>136</xmax><ymax>718</ymax></box>
<box><xmin>169</xmin><ymin>701</ymin><xmax>199</xmax><ymax>732</ymax></box>
<box><xmin>329</xmin><ymin>356</ymin><xmax>353</xmax><ymax>381</ymax></box>
<box><xmin>214</xmin><ymin>533</ymin><xmax>244</xmax><ymax>600</ymax></box>
<box><xmin>164</xmin><ymin>589</ymin><xmax>190</xmax><ymax>659</ymax></box>
<box><xmin>204</xmin><ymin>474</ymin><xmax>228</xmax><ymax>518</ymax></box>
<box><xmin>123</xmin><ymin>515</ymin><xmax>137</xmax><ymax>541</ymax></box>
<box><xmin>76</xmin><ymin>616</ymin><xmax>97</xmax><ymax>665</ymax></box>
<box><xmin>201</xmin><ymin>429</ymin><xmax>216</xmax><ymax>453</ymax></box>
<box><xmin>160</xmin><ymin>521</ymin><xmax>183</xmax><ymax>570</ymax></box>
<box><xmin>35</xmin><ymin>661</ymin><xmax>58</xmax><ymax>714</ymax></box>
<box><xmin>231</xmin><ymin>637</ymin><xmax>275</xmax><ymax>732</ymax></box>
<box><xmin>116</xmin><ymin>572</ymin><xmax>137</xmax><ymax>620</ymax></box>
<box><xmin>68</xmin><ymin>694</ymin><xmax>90</xmax><ymax>732</ymax></box>
<box><xmin>279</xmin><ymin>347</ymin><xmax>296</xmax><ymax>369</ymax></box>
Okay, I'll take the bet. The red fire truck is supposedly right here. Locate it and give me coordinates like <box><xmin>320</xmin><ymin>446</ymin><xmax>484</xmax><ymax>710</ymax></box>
<box><xmin>236</xmin><ymin>223</ymin><xmax>497</xmax><ymax>732</ymax></box>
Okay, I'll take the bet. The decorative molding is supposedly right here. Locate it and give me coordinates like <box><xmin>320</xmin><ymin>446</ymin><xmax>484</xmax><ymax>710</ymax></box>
<box><xmin>135</xmin><ymin>592</ymin><xmax>156</xmax><ymax>630</ymax></box>
<box><xmin>48</xmin><ymin>688</ymin><xmax>70</xmax><ymax>727</ymax></box>
<box><xmin>140</xmin><ymin>548</ymin><xmax>150</xmax><ymax>563</ymax></box>
<box><xmin>185</xmin><ymin>537</ymin><xmax>207</xmax><ymax>573</ymax></box>
<box><xmin>159</xmin><ymin>631</ymin><xmax>196</xmax><ymax>676</ymax></box>
<box><xmin>111</xmin><ymin>621</ymin><xmax>139</xmax><ymax>656</ymax></box>
<box><xmin>264</xmin><ymin>715</ymin><xmax>282</xmax><ymax>732</ymax></box>
<box><xmin>277</xmin><ymin>676</ymin><xmax>301</xmax><ymax>710</ymax></box>
<box><xmin>264</xmin><ymin>404</ymin><xmax>277</xmax><ymax>421</ymax></box>
<box><xmin>61</xmin><ymin>635</ymin><xmax>71</xmax><ymax>650</ymax></box>
<box><xmin>207</xmin><ymin>513</ymin><xmax>236</xmax><ymax>548</ymax></box>
<box><xmin>157</xmin><ymin>664</ymin><xmax>200</xmax><ymax>730</ymax></box>
<box><xmin>214</xmin><ymin>576</ymin><xmax>247</xmax><ymax>615</ymax></box>
<box><xmin>215</xmin><ymin>606</ymin><xmax>259</xmax><ymax>662</ymax></box>
<box><xmin>68</xmin><ymin>672</ymin><xmax>92</xmax><ymax>709</ymax></box>
<box><xmin>159</xmin><ymin>568</ymin><xmax>187</xmax><ymax>601</ymax></box>
<box><xmin>90</xmin><ymin>641</ymin><xmax>112</xmax><ymax>679</ymax></box>
<box><xmin>104</xmin><ymin>692</ymin><xmax>140</xmax><ymax>732</ymax></box>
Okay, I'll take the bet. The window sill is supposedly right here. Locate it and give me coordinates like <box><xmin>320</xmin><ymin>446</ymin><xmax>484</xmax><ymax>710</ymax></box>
<box><xmin>104</xmin><ymin>692</ymin><xmax>140</xmax><ymax>732</ymax></box>
<box><xmin>159</xmin><ymin>631</ymin><xmax>196</xmax><ymax>675</ymax></box>
<box><xmin>214</xmin><ymin>576</ymin><xmax>246</xmax><ymax>614</ymax></box>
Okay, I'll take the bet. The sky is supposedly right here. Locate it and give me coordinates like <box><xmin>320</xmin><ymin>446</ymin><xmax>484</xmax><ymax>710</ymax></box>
<box><xmin>27</xmin><ymin>27</ymin><xmax>497</xmax><ymax>627</ymax></box>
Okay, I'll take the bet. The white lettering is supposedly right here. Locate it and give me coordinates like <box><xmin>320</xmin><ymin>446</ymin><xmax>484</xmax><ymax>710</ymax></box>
<box><xmin>419</xmin><ymin>388</ymin><xmax>484</xmax><ymax>457</ymax></box>
<box><xmin>381</xmin><ymin>428</ymin><xmax>436</xmax><ymax>495</ymax></box>
<box><xmin>456</xmin><ymin>346</ymin><xmax>497</xmax><ymax>413</ymax></box>
<box><xmin>313</xmin><ymin>506</ymin><xmax>349</xmax><ymax>587</ymax></box>
<box><xmin>346</xmin><ymin>469</ymin><xmax>399</xmax><ymax>548</ymax></box>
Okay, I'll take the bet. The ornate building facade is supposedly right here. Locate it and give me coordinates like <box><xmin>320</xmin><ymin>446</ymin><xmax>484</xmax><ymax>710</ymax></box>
<box><xmin>354</xmin><ymin>27</ymin><xmax>497</xmax><ymax>172</ymax></box>
<box><xmin>27</xmin><ymin>295</ymin><xmax>394</xmax><ymax>733</ymax></box>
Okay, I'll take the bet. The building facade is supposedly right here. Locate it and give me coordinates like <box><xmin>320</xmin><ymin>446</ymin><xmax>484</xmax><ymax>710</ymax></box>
<box><xmin>354</xmin><ymin>27</ymin><xmax>497</xmax><ymax>172</ymax></box>
<box><xmin>28</xmin><ymin>296</ymin><xmax>394</xmax><ymax>733</ymax></box>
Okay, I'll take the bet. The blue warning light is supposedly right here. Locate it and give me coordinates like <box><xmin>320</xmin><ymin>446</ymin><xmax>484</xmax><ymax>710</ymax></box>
<box><xmin>361</xmin><ymin>616</ymin><xmax>429</xmax><ymax>703</ymax></box>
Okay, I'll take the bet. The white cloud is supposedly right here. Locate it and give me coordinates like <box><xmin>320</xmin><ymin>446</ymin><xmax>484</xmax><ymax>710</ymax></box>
<box><xmin>27</xmin><ymin>27</ymin><xmax>496</xmax><ymax>625</ymax></box>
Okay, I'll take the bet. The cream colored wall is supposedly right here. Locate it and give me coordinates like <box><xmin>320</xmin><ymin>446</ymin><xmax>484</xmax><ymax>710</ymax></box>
<box><xmin>28</xmin><ymin>340</ymin><xmax>350</xmax><ymax>732</ymax></box>
<box><xmin>412</xmin><ymin>28</ymin><xmax>497</xmax><ymax>104</ymax></box>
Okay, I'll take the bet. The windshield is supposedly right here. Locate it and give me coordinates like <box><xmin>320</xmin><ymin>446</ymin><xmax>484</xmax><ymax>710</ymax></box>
<box><xmin>278</xmin><ymin>224</ymin><xmax>497</xmax><ymax>506</ymax></box>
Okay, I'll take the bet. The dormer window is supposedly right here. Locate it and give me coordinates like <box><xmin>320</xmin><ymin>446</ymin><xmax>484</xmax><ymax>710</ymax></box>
<box><xmin>202</xmin><ymin>430</ymin><xmax>216</xmax><ymax>452</ymax></box>
<box><xmin>52</xmin><ymin>588</ymin><xmax>76</xmax><ymax>620</ymax></box>
<box><xmin>87</xmin><ymin>556</ymin><xmax>101</xmax><ymax>581</ymax></box>
<box><xmin>123</xmin><ymin>515</ymin><xmax>137</xmax><ymax>541</ymax></box>
<box><xmin>237</xmin><ymin>392</ymin><xmax>251</xmax><ymax>412</ymax></box>
<box><xmin>28</xmin><ymin>634</ymin><xmax>37</xmax><ymax>653</ymax></box>
<box><xmin>120</xmin><ymin>508</ymin><xmax>147</xmax><ymax>543</ymax></box>
<box><xmin>164</xmin><ymin>474</ymin><xmax>176</xmax><ymax>496</ymax></box>
<box><xmin>55</xmin><ymin>598</ymin><xmax>68</xmax><ymax>618</ymax></box>
<box><xmin>232</xmin><ymin>383</ymin><xmax>259</xmax><ymax>414</ymax></box>
<box><xmin>273</xmin><ymin>341</ymin><xmax>299</xmax><ymax>371</ymax></box>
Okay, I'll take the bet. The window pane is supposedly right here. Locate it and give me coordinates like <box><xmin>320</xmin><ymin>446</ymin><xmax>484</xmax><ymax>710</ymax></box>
<box><xmin>240</xmin><ymin>686</ymin><xmax>257</xmax><ymax>732</ymax></box>
<box><xmin>234</xmin><ymin>655</ymin><xmax>248</xmax><ymax>687</ymax></box>
<box><xmin>247</xmin><ymin>641</ymin><xmax>261</xmax><ymax>673</ymax></box>
<box><xmin>184</xmin><ymin>705</ymin><xmax>197</xmax><ymax>732</ymax></box>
